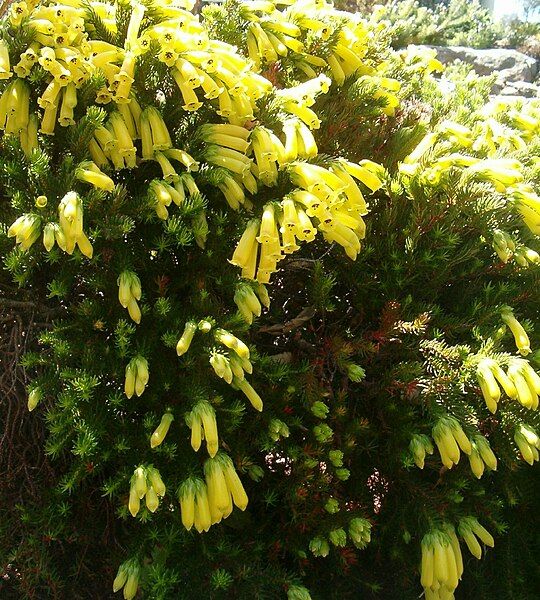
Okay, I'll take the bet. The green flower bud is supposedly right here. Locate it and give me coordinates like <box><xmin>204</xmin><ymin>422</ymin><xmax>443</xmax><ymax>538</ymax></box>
<box><xmin>313</xmin><ymin>423</ymin><xmax>333</xmax><ymax>443</ymax></box>
<box><xmin>311</xmin><ymin>401</ymin><xmax>329</xmax><ymax>419</ymax></box>
<box><xmin>335</xmin><ymin>468</ymin><xmax>350</xmax><ymax>481</ymax></box>
<box><xmin>324</xmin><ymin>498</ymin><xmax>339</xmax><ymax>514</ymax></box>
<box><xmin>27</xmin><ymin>386</ymin><xmax>42</xmax><ymax>411</ymax></box>
<box><xmin>248</xmin><ymin>465</ymin><xmax>264</xmax><ymax>481</ymax></box>
<box><xmin>329</xmin><ymin>528</ymin><xmax>347</xmax><ymax>547</ymax></box>
<box><xmin>349</xmin><ymin>518</ymin><xmax>371</xmax><ymax>548</ymax></box>
<box><xmin>287</xmin><ymin>585</ymin><xmax>312</xmax><ymax>600</ymax></box>
<box><xmin>309</xmin><ymin>536</ymin><xmax>330</xmax><ymax>557</ymax></box>
<box><xmin>328</xmin><ymin>450</ymin><xmax>343</xmax><ymax>467</ymax></box>
<box><xmin>346</xmin><ymin>363</ymin><xmax>365</xmax><ymax>382</ymax></box>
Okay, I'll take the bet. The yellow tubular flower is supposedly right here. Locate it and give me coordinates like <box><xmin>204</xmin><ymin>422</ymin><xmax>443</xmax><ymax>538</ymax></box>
<box><xmin>457</xmin><ymin>519</ymin><xmax>484</xmax><ymax>559</ymax></box>
<box><xmin>470</xmin><ymin>520</ymin><xmax>495</xmax><ymax>548</ymax></box>
<box><xmin>432</xmin><ymin>536</ymin><xmax>448</xmax><ymax>583</ymax></box>
<box><xmin>444</xmin><ymin>542</ymin><xmax>459</xmax><ymax>591</ymax></box>
<box><xmin>420</xmin><ymin>535</ymin><xmax>434</xmax><ymax>589</ymax></box>
<box><xmin>145</xmin><ymin>486</ymin><xmax>159</xmax><ymax>512</ymax></box>
<box><xmin>217</xmin><ymin>88</ymin><xmax>233</xmax><ymax>118</ymax></box>
<box><xmin>40</xmin><ymin>102</ymin><xmax>58</xmax><ymax>135</ymax></box>
<box><xmin>109</xmin><ymin>112</ymin><xmax>135</xmax><ymax>155</ymax></box>
<box><xmin>0</xmin><ymin>40</ymin><xmax>12</xmax><ymax>79</ymax></box>
<box><xmin>202</xmin><ymin>131</ymin><xmax>249</xmax><ymax>153</ymax></box>
<box><xmin>249</xmin><ymin>22</ymin><xmax>277</xmax><ymax>63</ymax></box>
<box><xmin>220</xmin><ymin>454</ymin><xmax>248</xmax><ymax>510</ymax></box>
<box><xmin>209</xmin><ymin>352</ymin><xmax>233</xmax><ymax>384</ymax></box>
<box><xmin>43</xmin><ymin>223</ymin><xmax>56</xmax><ymax>252</ymax></box>
<box><xmin>229</xmin><ymin>219</ymin><xmax>266</xmax><ymax>268</ymax></box>
<box><xmin>198</xmin><ymin>402</ymin><xmax>219</xmax><ymax>457</ymax></box>
<box><xmin>507</xmin><ymin>363</ymin><xmax>535</xmax><ymax>409</ymax></box>
<box><xmin>512</xmin><ymin>359</ymin><xmax>540</xmax><ymax>401</ymax></box>
<box><xmin>205</xmin><ymin>144</ymin><xmax>249</xmax><ymax>174</ymax></box>
<box><xmin>295</xmin><ymin>121</ymin><xmax>318</xmax><ymax>158</ymax></box>
<box><xmin>189</xmin><ymin>410</ymin><xmax>202</xmax><ymax>452</ymax></box>
<box><xmin>133</xmin><ymin>466</ymin><xmax>147</xmax><ymax>499</ymax></box>
<box><xmin>89</xmin><ymin>138</ymin><xmax>109</xmax><ymax>168</ymax></box>
<box><xmin>112</xmin><ymin>562</ymin><xmax>128</xmax><ymax>593</ymax></box>
<box><xmin>487</xmin><ymin>358</ymin><xmax>518</xmax><ymax>399</ymax></box>
<box><xmin>197</xmin><ymin>69</ymin><xmax>224</xmax><ymax>99</ymax></box>
<box><xmin>179</xmin><ymin>480</ymin><xmax>196</xmax><ymax>530</ymax></box>
<box><xmin>175</xmin><ymin>58</ymin><xmax>203</xmax><ymax>89</ymax></box>
<box><xmin>205</xmin><ymin>473</ymin><xmax>224</xmax><ymax>525</ymax></box>
<box><xmin>164</xmin><ymin>148</ymin><xmax>199</xmax><ymax>172</ymax></box>
<box><xmin>8</xmin><ymin>214</ymin><xmax>41</xmax><ymax>246</ymax></box>
<box><xmin>154</xmin><ymin>151</ymin><xmax>179</xmax><ymax>182</ymax></box>
<box><xmin>257</xmin><ymin>203</ymin><xmax>278</xmax><ymax>244</ymax></box>
<box><xmin>283</xmin><ymin>101</ymin><xmax>321</xmax><ymax>129</ymax></box>
<box><xmin>241</xmin><ymin>239</ymin><xmax>259</xmax><ymax>279</ymax></box>
<box><xmin>150</xmin><ymin>412</ymin><xmax>174</xmax><ymax>448</ymax></box>
<box><xmin>229</xmin><ymin>353</ymin><xmax>245</xmax><ymax>379</ymax></box>
<box><xmin>76</xmin><ymin>160</ymin><xmax>115</xmax><ymax>191</ymax></box>
<box><xmin>176</xmin><ymin>321</ymin><xmax>197</xmax><ymax>356</ymax></box>
<box><xmin>139</xmin><ymin>113</ymin><xmax>153</xmax><ymax>160</ymax></box>
<box><xmin>473</xmin><ymin>435</ymin><xmax>498</xmax><ymax>471</ymax></box>
<box><xmin>195</xmin><ymin>484</ymin><xmax>212</xmax><ymax>533</ymax></box>
<box><xmin>432</xmin><ymin>423</ymin><xmax>454</xmax><ymax>469</ymax></box>
<box><xmin>236</xmin><ymin>377</ymin><xmax>263</xmax><ymax>411</ymax></box>
<box><xmin>123</xmin><ymin>570</ymin><xmax>139</xmax><ymax>600</ymax></box>
<box><xmin>337</xmin><ymin>159</ymin><xmax>383</xmax><ymax>192</ymax></box>
<box><xmin>125</xmin><ymin>2</ymin><xmax>146</xmax><ymax>50</ymax></box>
<box><xmin>117</xmin><ymin>103</ymin><xmax>137</xmax><ymax>140</ymax></box>
<box><xmin>171</xmin><ymin>68</ymin><xmax>203</xmax><ymax>111</ymax></box>
<box><xmin>204</xmin><ymin>457</ymin><xmax>230</xmax><ymax>513</ymax></box>
<box><xmin>469</xmin><ymin>444</ymin><xmax>485</xmax><ymax>479</ymax></box>
<box><xmin>219</xmin><ymin>176</ymin><xmax>245</xmax><ymax>210</ymax></box>
<box><xmin>128</xmin><ymin>485</ymin><xmax>140</xmax><ymax>517</ymax></box>
<box><xmin>327</xmin><ymin>53</ymin><xmax>345</xmax><ymax>86</ymax></box>
<box><xmin>501</xmin><ymin>308</ymin><xmax>531</xmax><ymax>356</ymax></box>
<box><xmin>95</xmin><ymin>125</ymin><xmax>117</xmax><ymax>154</ymax></box>
<box><xmin>283</xmin><ymin>119</ymin><xmax>299</xmax><ymax>162</ymax></box>
<box><xmin>246</xmin><ymin>29</ymin><xmax>261</xmax><ymax>70</ymax></box>
<box><xmin>515</xmin><ymin>430</ymin><xmax>535</xmax><ymax>464</ymax></box>
<box><xmin>76</xmin><ymin>231</ymin><xmax>93</xmax><ymax>259</ymax></box>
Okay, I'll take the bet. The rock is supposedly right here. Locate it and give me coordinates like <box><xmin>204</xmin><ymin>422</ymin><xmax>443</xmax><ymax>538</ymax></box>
<box><xmin>499</xmin><ymin>81</ymin><xmax>540</xmax><ymax>98</ymax></box>
<box><xmin>416</xmin><ymin>46</ymin><xmax>539</xmax><ymax>83</ymax></box>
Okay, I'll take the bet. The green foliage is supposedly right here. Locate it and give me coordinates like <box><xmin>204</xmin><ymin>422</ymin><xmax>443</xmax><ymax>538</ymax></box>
<box><xmin>376</xmin><ymin>0</ymin><xmax>500</xmax><ymax>49</ymax></box>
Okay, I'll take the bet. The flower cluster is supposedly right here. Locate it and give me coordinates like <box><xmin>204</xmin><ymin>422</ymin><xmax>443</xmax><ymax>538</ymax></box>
<box><xmin>118</xmin><ymin>271</ymin><xmax>143</xmax><ymax>324</ymax></box>
<box><xmin>179</xmin><ymin>452</ymin><xmax>248</xmax><ymax>532</ymax></box>
<box><xmin>420</xmin><ymin>519</ymin><xmax>495</xmax><ymax>600</ymax></box>
<box><xmin>128</xmin><ymin>465</ymin><xmax>166</xmax><ymax>517</ymax></box>
<box><xmin>432</xmin><ymin>416</ymin><xmax>472</xmax><ymax>470</ymax></box>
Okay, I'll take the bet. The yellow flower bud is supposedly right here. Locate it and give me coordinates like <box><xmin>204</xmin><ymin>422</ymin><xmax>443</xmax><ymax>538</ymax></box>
<box><xmin>128</xmin><ymin>486</ymin><xmax>140</xmax><ymax>517</ymax></box>
<box><xmin>236</xmin><ymin>378</ymin><xmax>263</xmax><ymax>411</ymax></box>
<box><xmin>27</xmin><ymin>387</ymin><xmax>41</xmax><ymax>411</ymax></box>
<box><xmin>176</xmin><ymin>321</ymin><xmax>197</xmax><ymax>356</ymax></box>
<box><xmin>76</xmin><ymin>161</ymin><xmax>115</xmax><ymax>191</ymax></box>
<box><xmin>501</xmin><ymin>308</ymin><xmax>531</xmax><ymax>356</ymax></box>
<box><xmin>179</xmin><ymin>480</ymin><xmax>196</xmax><ymax>530</ymax></box>
<box><xmin>0</xmin><ymin>40</ymin><xmax>12</xmax><ymax>79</ymax></box>
<box><xmin>123</xmin><ymin>571</ymin><xmax>139</xmax><ymax>600</ymax></box>
<box><xmin>40</xmin><ymin>103</ymin><xmax>58</xmax><ymax>135</ymax></box>
<box><xmin>150</xmin><ymin>413</ymin><xmax>174</xmax><ymax>448</ymax></box>
<box><xmin>145</xmin><ymin>486</ymin><xmax>159</xmax><ymax>513</ymax></box>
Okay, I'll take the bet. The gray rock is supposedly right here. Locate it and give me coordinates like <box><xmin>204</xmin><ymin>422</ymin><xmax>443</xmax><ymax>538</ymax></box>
<box><xmin>499</xmin><ymin>81</ymin><xmax>540</xmax><ymax>98</ymax></box>
<box><xmin>415</xmin><ymin>45</ymin><xmax>539</xmax><ymax>83</ymax></box>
